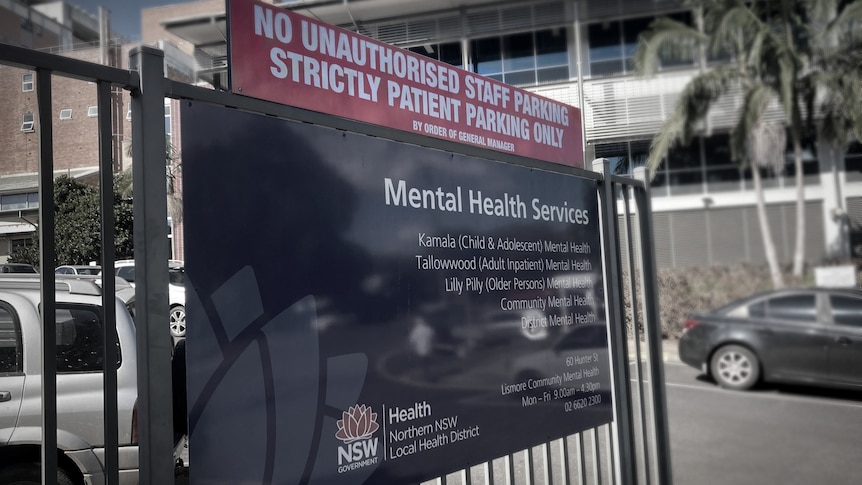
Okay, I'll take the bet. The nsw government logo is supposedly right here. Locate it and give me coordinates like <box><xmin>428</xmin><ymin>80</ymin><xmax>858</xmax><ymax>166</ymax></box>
<box><xmin>336</xmin><ymin>404</ymin><xmax>380</xmax><ymax>473</ymax></box>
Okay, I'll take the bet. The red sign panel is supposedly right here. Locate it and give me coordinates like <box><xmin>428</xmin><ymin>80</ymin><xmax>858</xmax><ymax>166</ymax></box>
<box><xmin>227</xmin><ymin>0</ymin><xmax>583</xmax><ymax>167</ymax></box>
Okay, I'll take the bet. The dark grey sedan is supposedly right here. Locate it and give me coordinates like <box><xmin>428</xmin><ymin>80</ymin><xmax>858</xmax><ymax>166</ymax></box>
<box><xmin>678</xmin><ymin>287</ymin><xmax>862</xmax><ymax>391</ymax></box>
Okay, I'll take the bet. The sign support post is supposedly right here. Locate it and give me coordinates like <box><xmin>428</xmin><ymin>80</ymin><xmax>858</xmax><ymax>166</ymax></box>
<box><xmin>634</xmin><ymin>167</ymin><xmax>674</xmax><ymax>485</ymax></box>
<box><xmin>130</xmin><ymin>46</ymin><xmax>174</xmax><ymax>485</ymax></box>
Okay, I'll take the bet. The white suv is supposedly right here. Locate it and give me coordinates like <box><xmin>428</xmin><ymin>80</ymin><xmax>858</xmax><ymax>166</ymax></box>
<box><xmin>113</xmin><ymin>260</ymin><xmax>186</xmax><ymax>338</ymax></box>
<box><xmin>0</xmin><ymin>276</ymin><xmax>139</xmax><ymax>484</ymax></box>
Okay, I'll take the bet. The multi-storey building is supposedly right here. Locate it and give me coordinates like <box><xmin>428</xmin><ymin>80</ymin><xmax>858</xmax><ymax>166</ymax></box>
<box><xmin>0</xmin><ymin>0</ymin><xmax>193</xmax><ymax>262</ymax></box>
<box><xmin>148</xmin><ymin>0</ymin><xmax>858</xmax><ymax>268</ymax></box>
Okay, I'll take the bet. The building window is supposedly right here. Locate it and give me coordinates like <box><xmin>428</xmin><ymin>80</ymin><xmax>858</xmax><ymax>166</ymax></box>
<box><xmin>9</xmin><ymin>238</ymin><xmax>31</xmax><ymax>257</ymax></box>
<box><xmin>468</xmin><ymin>29</ymin><xmax>569</xmax><ymax>87</ymax></box>
<box><xmin>588</xmin><ymin>21</ymin><xmax>624</xmax><ymax>77</ymax></box>
<box><xmin>22</xmin><ymin>74</ymin><xmax>34</xmax><ymax>92</ymax></box>
<box><xmin>595</xmin><ymin>140</ymin><xmax>650</xmax><ymax>176</ymax></box>
<box><xmin>588</xmin><ymin>12</ymin><xmax>694</xmax><ymax>78</ymax></box>
<box><xmin>21</xmin><ymin>113</ymin><xmax>34</xmax><ymax>132</ymax></box>
<box><xmin>59</xmin><ymin>109</ymin><xmax>72</xmax><ymax>120</ymax></box>
<box><xmin>165</xmin><ymin>101</ymin><xmax>172</xmax><ymax>147</ymax></box>
<box><xmin>407</xmin><ymin>42</ymin><xmax>463</xmax><ymax>68</ymax></box>
<box><xmin>87</xmin><ymin>106</ymin><xmax>98</xmax><ymax>117</ymax></box>
<box><xmin>703</xmin><ymin>134</ymin><xmax>741</xmax><ymax>191</ymax></box>
<box><xmin>847</xmin><ymin>141</ymin><xmax>862</xmax><ymax>180</ymax></box>
<box><xmin>1</xmin><ymin>192</ymin><xmax>39</xmax><ymax>212</ymax></box>
<box><xmin>535</xmin><ymin>29</ymin><xmax>569</xmax><ymax>83</ymax></box>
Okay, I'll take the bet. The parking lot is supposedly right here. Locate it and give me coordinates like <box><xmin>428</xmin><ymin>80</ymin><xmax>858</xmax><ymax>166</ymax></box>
<box><xmin>665</xmin><ymin>360</ymin><xmax>862</xmax><ymax>484</ymax></box>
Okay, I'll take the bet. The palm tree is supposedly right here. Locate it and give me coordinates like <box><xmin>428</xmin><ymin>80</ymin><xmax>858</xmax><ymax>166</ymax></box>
<box><xmin>794</xmin><ymin>0</ymin><xmax>862</xmax><ymax>260</ymax></box>
<box><xmin>771</xmin><ymin>0</ymin><xmax>807</xmax><ymax>278</ymax></box>
<box><xmin>634</xmin><ymin>0</ymin><xmax>791</xmax><ymax>288</ymax></box>
<box><xmin>119</xmin><ymin>137</ymin><xmax>183</xmax><ymax>224</ymax></box>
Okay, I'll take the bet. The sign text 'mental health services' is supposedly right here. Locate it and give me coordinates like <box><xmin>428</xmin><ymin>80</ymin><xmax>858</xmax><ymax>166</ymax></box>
<box><xmin>182</xmin><ymin>102</ymin><xmax>609</xmax><ymax>485</ymax></box>
<box><xmin>228</xmin><ymin>0</ymin><xmax>583</xmax><ymax>167</ymax></box>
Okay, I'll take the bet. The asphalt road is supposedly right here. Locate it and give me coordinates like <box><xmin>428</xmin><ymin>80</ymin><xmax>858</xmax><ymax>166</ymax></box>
<box><xmin>664</xmin><ymin>361</ymin><xmax>862</xmax><ymax>485</ymax></box>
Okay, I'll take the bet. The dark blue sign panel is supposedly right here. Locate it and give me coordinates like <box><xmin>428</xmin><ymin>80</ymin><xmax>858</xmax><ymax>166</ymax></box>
<box><xmin>182</xmin><ymin>101</ymin><xmax>611</xmax><ymax>485</ymax></box>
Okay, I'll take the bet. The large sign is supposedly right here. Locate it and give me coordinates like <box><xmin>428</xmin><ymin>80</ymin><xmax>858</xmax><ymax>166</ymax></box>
<box><xmin>227</xmin><ymin>0</ymin><xmax>583</xmax><ymax>167</ymax></box>
<box><xmin>182</xmin><ymin>102</ymin><xmax>610</xmax><ymax>485</ymax></box>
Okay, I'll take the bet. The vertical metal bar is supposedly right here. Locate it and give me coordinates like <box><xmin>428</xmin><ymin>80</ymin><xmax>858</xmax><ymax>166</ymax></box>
<box><xmin>561</xmin><ymin>438</ymin><xmax>570</xmax><ymax>485</ymax></box>
<box><xmin>572</xmin><ymin>2</ymin><xmax>586</xmax><ymax>163</ymax></box>
<box><xmin>527</xmin><ymin>447</ymin><xmax>534</xmax><ymax>485</ymax></box>
<box><xmin>622</xmin><ymin>185</ymin><xmax>653</xmax><ymax>485</ymax></box>
<box><xmin>98</xmin><ymin>80</ymin><xmax>119</xmax><ymax>485</ymax></box>
<box><xmin>577</xmin><ymin>433</ymin><xmax>587</xmax><ymax>485</ymax></box>
<box><xmin>36</xmin><ymin>67</ymin><xmax>58</xmax><ymax>485</ymax></box>
<box><xmin>603</xmin><ymin>425</ymin><xmax>617</xmax><ymax>485</ymax></box>
<box><xmin>633</xmin><ymin>168</ymin><xmax>674</xmax><ymax>485</ymax></box>
<box><xmin>509</xmin><ymin>453</ymin><xmax>517</xmax><ymax>485</ymax></box>
<box><xmin>546</xmin><ymin>442</ymin><xmax>555</xmax><ymax>485</ymax></box>
<box><xmin>129</xmin><ymin>46</ymin><xmax>173</xmax><ymax>485</ymax></box>
<box><xmin>591</xmin><ymin>159</ymin><xmax>637</xmax><ymax>485</ymax></box>
<box><xmin>591</xmin><ymin>429</ymin><xmax>602</xmax><ymax>485</ymax></box>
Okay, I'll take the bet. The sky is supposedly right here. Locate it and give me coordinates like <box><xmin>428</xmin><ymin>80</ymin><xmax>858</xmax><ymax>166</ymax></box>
<box><xmin>67</xmin><ymin>0</ymin><xmax>199</xmax><ymax>40</ymax></box>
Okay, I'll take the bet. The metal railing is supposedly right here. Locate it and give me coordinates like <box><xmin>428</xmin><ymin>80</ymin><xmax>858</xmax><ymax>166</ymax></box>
<box><xmin>0</xmin><ymin>42</ymin><xmax>173</xmax><ymax>485</ymax></box>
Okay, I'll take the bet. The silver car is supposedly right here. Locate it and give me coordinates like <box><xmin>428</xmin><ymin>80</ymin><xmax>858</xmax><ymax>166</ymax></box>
<box><xmin>113</xmin><ymin>260</ymin><xmax>186</xmax><ymax>338</ymax></box>
<box><xmin>0</xmin><ymin>276</ymin><xmax>139</xmax><ymax>484</ymax></box>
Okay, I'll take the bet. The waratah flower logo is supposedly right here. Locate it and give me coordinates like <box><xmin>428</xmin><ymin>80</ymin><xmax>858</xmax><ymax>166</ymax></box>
<box><xmin>335</xmin><ymin>404</ymin><xmax>380</xmax><ymax>444</ymax></box>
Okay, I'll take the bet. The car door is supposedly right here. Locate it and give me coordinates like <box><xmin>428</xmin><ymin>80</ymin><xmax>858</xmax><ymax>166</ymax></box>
<box><xmin>54</xmin><ymin>304</ymin><xmax>116</xmax><ymax>446</ymax></box>
<box><xmin>826</xmin><ymin>293</ymin><xmax>862</xmax><ymax>386</ymax></box>
<box><xmin>753</xmin><ymin>292</ymin><xmax>832</xmax><ymax>383</ymax></box>
<box><xmin>0</xmin><ymin>303</ymin><xmax>26</xmax><ymax>442</ymax></box>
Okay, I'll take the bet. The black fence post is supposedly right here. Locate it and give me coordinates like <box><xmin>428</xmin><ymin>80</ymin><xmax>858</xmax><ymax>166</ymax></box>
<box><xmin>593</xmin><ymin>159</ymin><xmax>637</xmax><ymax>484</ymax></box>
<box><xmin>98</xmin><ymin>79</ymin><xmax>120</xmax><ymax>485</ymax></box>
<box><xmin>36</xmin><ymin>66</ymin><xmax>59</xmax><ymax>485</ymax></box>
<box><xmin>633</xmin><ymin>167</ymin><xmax>673</xmax><ymax>485</ymax></box>
<box><xmin>129</xmin><ymin>46</ymin><xmax>173</xmax><ymax>485</ymax></box>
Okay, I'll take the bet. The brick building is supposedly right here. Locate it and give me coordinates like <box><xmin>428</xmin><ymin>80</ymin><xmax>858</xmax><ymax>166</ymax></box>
<box><xmin>0</xmin><ymin>0</ymin><xmax>193</xmax><ymax>262</ymax></box>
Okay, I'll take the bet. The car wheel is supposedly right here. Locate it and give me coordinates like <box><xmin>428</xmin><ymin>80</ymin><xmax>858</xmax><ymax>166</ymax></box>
<box><xmin>170</xmin><ymin>305</ymin><xmax>186</xmax><ymax>338</ymax></box>
<box><xmin>710</xmin><ymin>344</ymin><xmax>760</xmax><ymax>390</ymax></box>
<box><xmin>0</xmin><ymin>463</ymin><xmax>74</xmax><ymax>485</ymax></box>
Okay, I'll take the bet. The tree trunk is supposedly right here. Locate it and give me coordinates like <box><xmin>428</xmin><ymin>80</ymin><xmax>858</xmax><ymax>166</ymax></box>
<box><xmin>792</xmin><ymin>137</ymin><xmax>805</xmax><ymax>278</ymax></box>
<box><xmin>816</xmin><ymin>131</ymin><xmax>851</xmax><ymax>261</ymax></box>
<box><xmin>752</xmin><ymin>167</ymin><xmax>784</xmax><ymax>288</ymax></box>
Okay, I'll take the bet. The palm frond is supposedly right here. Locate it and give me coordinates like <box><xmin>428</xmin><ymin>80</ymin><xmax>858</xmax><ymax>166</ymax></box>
<box><xmin>747</xmin><ymin>28</ymin><xmax>770</xmax><ymax>73</ymax></box>
<box><xmin>646</xmin><ymin>115</ymin><xmax>685</xmax><ymax>178</ymax></box>
<box><xmin>826</xmin><ymin>0</ymin><xmax>862</xmax><ymax>45</ymax></box>
<box><xmin>731</xmin><ymin>84</ymin><xmax>775</xmax><ymax>166</ymax></box>
<box><xmin>708</xmin><ymin>2</ymin><xmax>764</xmax><ymax>58</ymax></box>
<box><xmin>747</xmin><ymin>122</ymin><xmax>788</xmax><ymax>174</ymax></box>
<box><xmin>646</xmin><ymin>67</ymin><xmax>739</xmax><ymax>177</ymax></box>
<box><xmin>633</xmin><ymin>17</ymin><xmax>705</xmax><ymax>76</ymax></box>
<box><xmin>804</xmin><ymin>0</ymin><xmax>839</xmax><ymax>26</ymax></box>
<box><xmin>810</xmin><ymin>65</ymin><xmax>862</xmax><ymax>142</ymax></box>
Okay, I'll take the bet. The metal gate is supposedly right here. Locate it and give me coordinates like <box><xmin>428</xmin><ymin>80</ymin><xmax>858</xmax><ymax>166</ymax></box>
<box><xmin>0</xmin><ymin>42</ymin><xmax>671</xmax><ymax>485</ymax></box>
